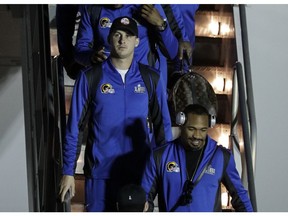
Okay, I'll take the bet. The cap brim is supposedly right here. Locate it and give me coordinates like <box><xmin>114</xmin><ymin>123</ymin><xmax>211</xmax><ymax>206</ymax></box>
<box><xmin>112</xmin><ymin>27</ymin><xmax>137</xmax><ymax>37</ymax></box>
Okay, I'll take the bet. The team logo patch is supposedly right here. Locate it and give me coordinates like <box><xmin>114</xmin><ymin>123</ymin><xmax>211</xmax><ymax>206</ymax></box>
<box><xmin>166</xmin><ymin>161</ymin><xmax>180</xmax><ymax>173</ymax></box>
<box><xmin>120</xmin><ymin>17</ymin><xmax>130</xmax><ymax>25</ymax></box>
<box><xmin>134</xmin><ymin>84</ymin><xmax>146</xmax><ymax>94</ymax></box>
<box><xmin>205</xmin><ymin>165</ymin><xmax>215</xmax><ymax>175</ymax></box>
<box><xmin>100</xmin><ymin>83</ymin><xmax>115</xmax><ymax>94</ymax></box>
<box><xmin>100</xmin><ymin>17</ymin><xmax>112</xmax><ymax>28</ymax></box>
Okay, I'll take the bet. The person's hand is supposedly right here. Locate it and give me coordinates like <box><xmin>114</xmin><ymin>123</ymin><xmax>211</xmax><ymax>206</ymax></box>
<box><xmin>91</xmin><ymin>47</ymin><xmax>108</xmax><ymax>64</ymax></box>
<box><xmin>178</xmin><ymin>41</ymin><xmax>192</xmax><ymax>61</ymax></box>
<box><xmin>59</xmin><ymin>175</ymin><xmax>75</xmax><ymax>203</ymax></box>
<box><xmin>140</xmin><ymin>5</ymin><xmax>164</xmax><ymax>27</ymax></box>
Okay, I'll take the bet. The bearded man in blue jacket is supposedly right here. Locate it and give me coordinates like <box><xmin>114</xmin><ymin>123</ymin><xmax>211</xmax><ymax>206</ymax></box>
<box><xmin>141</xmin><ymin>72</ymin><xmax>254</xmax><ymax>212</ymax></box>
<box><xmin>141</xmin><ymin>104</ymin><xmax>254</xmax><ymax>212</ymax></box>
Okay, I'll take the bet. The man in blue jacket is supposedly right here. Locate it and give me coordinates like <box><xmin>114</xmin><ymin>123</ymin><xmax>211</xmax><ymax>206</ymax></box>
<box><xmin>141</xmin><ymin>72</ymin><xmax>253</xmax><ymax>212</ymax></box>
<box><xmin>59</xmin><ymin>16</ymin><xmax>173</xmax><ymax>212</ymax></box>
<box><xmin>174</xmin><ymin>4</ymin><xmax>199</xmax><ymax>70</ymax></box>
<box><xmin>74</xmin><ymin>4</ymin><xmax>180</xmax><ymax>87</ymax></box>
<box><xmin>166</xmin><ymin>4</ymin><xmax>200</xmax><ymax>91</ymax></box>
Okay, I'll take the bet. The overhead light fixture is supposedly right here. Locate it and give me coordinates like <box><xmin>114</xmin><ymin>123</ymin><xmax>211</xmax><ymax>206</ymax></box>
<box><xmin>209</xmin><ymin>21</ymin><xmax>220</xmax><ymax>36</ymax></box>
<box><xmin>213</xmin><ymin>76</ymin><xmax>225</xmax><ymax>92</ymax></box>
<box><xmin>208</xmin><ymin>18</ymin><xmax>232</xmax><ymax>37</ymax></box>
<box><xmin>220</xmin><ymin>23</ymin><xmax>230</xmax><ymax>36</ymax></box>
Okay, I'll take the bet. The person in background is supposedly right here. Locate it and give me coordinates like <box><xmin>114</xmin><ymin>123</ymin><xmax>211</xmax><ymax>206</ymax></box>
<box><xmin>56</xmin><ymin>4</ymin><xmax>83</xmax><ymax>80</ymax></box>
<box><xmin>172</xmin><ymin>4</ymin><xmax>199</xmax><ymax>72</ymax></box>
<box><xmin>116</xmin><ymin>184</ymin><xmax>148</xmax><ymax>212</ymax></box>
<box><xmin>165</xmin><ymin>4</ymin><xmax>199</xmax><ymax>126</ymax></box>
<box><xmin>166</xmin><ymin>4</ymin><xmax>199</xmax><ymax>82</ymax></box>
<box><xmin>161</xmin><ymin>4</ymin><xmax>196</xmax><ymax>68</ymax></box>
<box><xmin>176</xmin><ymin>4</ymin><xmax>199</xmax><ymax>68</ymax></box>
<box><xmin>59</xmin><ymin>16</ymin><xmax>172</xmax><ymax>212</ymax></box>
<box><xmin>141</xmin><ymin>72</ymin><xmax>253</xmax><ymax>212</ymax></box>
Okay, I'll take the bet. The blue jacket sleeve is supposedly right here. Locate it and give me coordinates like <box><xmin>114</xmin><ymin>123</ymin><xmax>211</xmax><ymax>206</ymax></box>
<box><xmin>156</xmin><ymin>74</ymin><xmax>173</xmax><ymax>144</ymax></box>
<box><xmin>141</xmin><ymin>152</ymin><xmax>158</xmax><ymax>211</ymax></box>
<box><xmin>62</xmin><ymin>71</ymin><xmax>90</xmax><ymax>175</ymax></box>
<box><xmin>177</xmin><ymin>4</ymin><xmax>199</xmax><ymax>48</ymax></box>
<box><xmin>161</xmin><ymin>4</ymin><xmax>190</xmax><ymax>42</ymax></box>
<box><xmin>222</xmin><ymin>151</ymin><xmax>254</xmax><ymax>212</ymax></box>
<box><xmin>74</xmin><ymin>5</ymin><xmax>96</xmax><ymax>67</ymax></box>
<box><xmin>153</xmin><ymin>4</ymin><xmax>178</xmax><ymax>60</ymax></box>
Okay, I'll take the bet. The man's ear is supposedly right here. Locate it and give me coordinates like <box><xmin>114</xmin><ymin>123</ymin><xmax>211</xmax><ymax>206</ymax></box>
<box><xmin>135</xmin><ymin>38</ymin><xmax>140</xmax><ymax>47</ymax></box>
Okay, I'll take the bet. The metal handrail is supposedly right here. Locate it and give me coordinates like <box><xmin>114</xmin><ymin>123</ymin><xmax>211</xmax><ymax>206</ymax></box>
<box><xmin>51</xmin><ymin>55</ymin><xmax>71</xmax><ymax>212</ymax></box>
<box><xmin>239</xmin><ymin>5</ymin><xmax>258</xmax><ymax>173</ymax></box>
<box><xmin>230</xmin><ymin>62</ymin><xmax>257</xmax><ymax>211</ymax></box>
<box><xmin>230</xmin><ymin>4</ymin><xmax>258</xmax><ymax>211</ymax></box>
<box><xmin>230</xmin><ymin>66</ymin><xmax>248</xmax><ymax>187</ymax></box>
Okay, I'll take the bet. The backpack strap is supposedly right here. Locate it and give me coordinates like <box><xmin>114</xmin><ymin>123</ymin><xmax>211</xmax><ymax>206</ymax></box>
<box><xmin>77</xmin><ymin>64</ymin><xmax>102</xmax><ymax>160</ymax></box>
<box><xmin>138</xmin><ymin>63</ymin><xmax>159</xmax><ymax>101</ymax></box>
<box><xmin>218</xmin><ymin>145</ymin><xmax>231</xmax><ymax>177</ymax></box>
<box><xmin>87</xmin><ymin>5</ymin><xmax>102</xmax><ymax>28</ymax></box>
<box><xmin>193</xmin><ymin>145</ymin><xmax>219</xmax><ymax>186</ymax></box>
<box><xmin>85</xmin><ymin>63</ymin><xmax>103</xmax><ymax>105</ymax></box>
<box><xmin>138</xmin><ymin>63</ymin><xmax>165</xmax><ymax>145</ymax></box>
<box><xmin>170</xmin><ymin>145</ymin><xmax>219</xmax><ymax>212</ymax></box>
<box><xmin>138</xmin><ymin>62</ymin><xmax>157</xmax><ymax>133</ymax></box>
<box><xmin>86</xmin><ymin>5</ymin><xmax>102</xmax><ymax>50</ymax></box>
<box><xmin>161</xmin><ymin>4</ymin><xmax>183</xmax><ymax>40</ymax></box>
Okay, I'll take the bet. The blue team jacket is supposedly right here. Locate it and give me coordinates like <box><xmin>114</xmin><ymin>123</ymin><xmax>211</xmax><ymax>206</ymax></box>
<box><xmin>177</xmin><ymin>4</ymin><xmax>199</xmax><ymax>49</ymax></box>
<box><xmin>141</xmin><ymin>136</ymin><xmax>254</xmax><ymax>212</ymax></box>
<box><xmin>74</xmin><ymin>4</ymin><xmax>179</xmax><ymax>86</ymax></box>
<box><xmin>62</xmin><ymin>58</ymin><xmax>173</xmax><ymax>180</ymax></box>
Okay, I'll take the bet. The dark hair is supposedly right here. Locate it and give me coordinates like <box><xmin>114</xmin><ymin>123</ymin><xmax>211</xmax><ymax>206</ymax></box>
<box><xmin>183</xmin><ymin>104</ymin><xmax>209</xmax><ymax>116</ymax></box>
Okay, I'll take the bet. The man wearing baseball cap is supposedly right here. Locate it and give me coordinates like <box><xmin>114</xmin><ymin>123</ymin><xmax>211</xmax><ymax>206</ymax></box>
<box><xmin>59</xmin><ymin>16</ymin><xmax>172</xmax><ymax>212</ymax></box>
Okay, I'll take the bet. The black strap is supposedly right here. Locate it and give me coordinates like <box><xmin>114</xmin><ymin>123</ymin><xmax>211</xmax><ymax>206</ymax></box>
<box><xmin>193</xmin><ymin>146</ymin><xmax>218</xmax><ymax>186</ymax></box>
<box><xmin>87</xmin><ymin>5</ymin><xmax>102</xmax><ymax>28</ymax></box>
<box><xmin>169</xmin><ymin>146</ymin><xmax>219</xmax><ymax>212</ymax></box>
<box><xmin>85</xmin><ymin>63</ymin><xmax>103</xmax><ymax>103</ymax></box>
<box><xmin>138</xmin><ymin>63</ymin><xmax>159</xmax><ymax>101</ymax></box>
<box><xmin>86</xmin><ymin>5</ymin><xmax>102</xmax><ymax>49</ymax></box>
<box><xmin>161</xmin><ymin>4</ymin><xmax>183</xmax><ymax>40</ymax></box>
<box><xmin>138</xmin><ymin>63</ymin><xmax>159</xmax><ymax>132</ymax></box>
<box><xmin>78</xmin><ymin>63</ymin><xmax>102</xmax><ymax>140</ymax></box>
